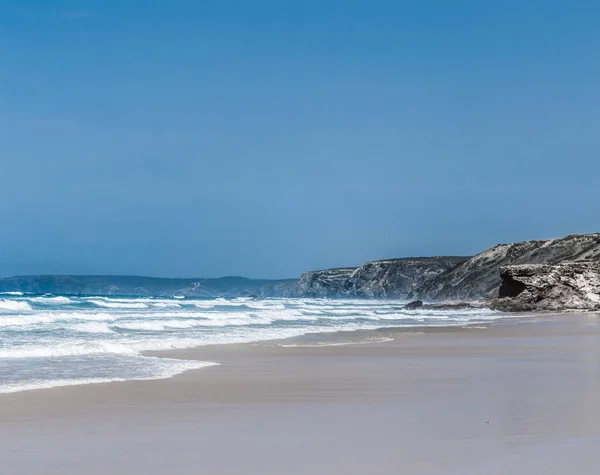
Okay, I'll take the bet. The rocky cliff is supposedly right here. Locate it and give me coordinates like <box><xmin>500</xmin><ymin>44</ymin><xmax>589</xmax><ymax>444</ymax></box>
<box><xmin>293</xmin><ymin>257</ymin><xmax>468</xmax><ymax>299</ymax></box>
<box><xmin>415</xmin><ymin>234</ymin><xmax>600</xmax><ymax>301</ymax></box>
<box><xmin>345</xmin><ymin>257</ymin><xmax>469</xmax><ymax>298</ymax></box>
<box><xmin>293</xmin><ymin>267</ymin><xmax>358</xmax><ymax>298</ymax></box>
<box><xmin>5</xmin><ymin>234</ymin><xmax>599</xmax><ymax>303</ymax></box>
<box><xmin>490</xmin><ymin>262</ymin><xmax>600</xmax><ymax>312</ymax></box>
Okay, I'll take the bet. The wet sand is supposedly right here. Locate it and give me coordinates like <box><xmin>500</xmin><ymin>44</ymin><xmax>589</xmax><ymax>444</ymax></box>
<box><xmin>2</xmin><ymin>313</ymin><xmax>600</xmax><ymax>474</ymax></box>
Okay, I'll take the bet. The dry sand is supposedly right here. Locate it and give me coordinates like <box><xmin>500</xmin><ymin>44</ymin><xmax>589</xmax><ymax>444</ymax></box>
<box><xmin>2</xmin><ymin>314</ymin><xmax>600</xmax><ymax>474</ymax></box>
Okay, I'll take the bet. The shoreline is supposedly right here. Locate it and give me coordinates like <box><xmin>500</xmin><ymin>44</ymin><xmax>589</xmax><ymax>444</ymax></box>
<box><xmin>1</xmin><ymin>311</ymin><xmax>529</xmax><ymax>398</ymax></box>
<box><xmin>0</xmin><ymin>312</ymin><xmax>571</xmax><ymax>413</ymax></box>
<box><xmin>3</xmin><ymin>312</ymin><xmax>600</xmax><ymax>474</ymax></box>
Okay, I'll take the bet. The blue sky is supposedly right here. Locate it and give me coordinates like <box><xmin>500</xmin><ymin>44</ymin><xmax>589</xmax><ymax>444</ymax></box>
<box><xmin>1</xmin><ymin>1</ymin><xmax>599</xmax><ymax>278</ymax></box>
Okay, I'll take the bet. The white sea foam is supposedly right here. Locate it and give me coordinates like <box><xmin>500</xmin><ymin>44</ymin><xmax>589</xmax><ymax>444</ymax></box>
<box><xmin>0</xmin><ymin>359</ymin><xmax>218</xmax><ymax>394</ymax></box>
<box><xmin>151</xmin><ymin>302</ymin><xmax>182</xmax><ymax>308</ymax></box>
<box><xmin>89</xmin><ymin>300</ymin><xmax>149</xmax><ymax>309</ymax></box>
<box><xmin>0</xmin><ymin>295</ymin><xmax>513</xmax><ymax>395</ymax></box>
<box><xmin>71</xmin><ymin>322</ymin><xmax>115</xmax><ymax>334</ymax></box>
<box><xmin>0</xmin><ymin>314</ymin><xmax>57</xmax><ymax>327</ymax></box>
<box><xmin>113</xmin><ymin>321</ymin><xmax>175</xmax><ymax>332</ymax></box>
<box><xmin>0</xmin><ymin>299</ymin><xmax>32</xmax><ymax>312</ymax></box>
<box><xmin>188</xmin><ymin>298</ymin><xmax>248</xmax><ymax>308</ymax></box>
<box><xmin>279</xmin><ymin>337</ymin><xmax>395</xmax><ymax>348</ymax></box>
<box><xmin>29</xmin><ymin>296</ymin><xmax>74</xmax><ymax>305</ymax></box>
<box><xmin>0</xmin><ymin>341</ymin><xmax>138</xmax><ymax>359</ymax></box>
<box><xmin>160</xmin><ymin>319</ymin><xmax>213</xmax><ymax>329</ymax></box>
<box><xmin>0</xmin><ymin>312</ymin><xmax>118</xmax><ymax>328</ymax></box>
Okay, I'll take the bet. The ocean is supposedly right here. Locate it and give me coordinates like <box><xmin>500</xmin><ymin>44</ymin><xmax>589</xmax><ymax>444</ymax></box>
<box><xmin>0</xmin><ymin>293</ymin><xmax>504</xmax><ymax>394</ymax></box>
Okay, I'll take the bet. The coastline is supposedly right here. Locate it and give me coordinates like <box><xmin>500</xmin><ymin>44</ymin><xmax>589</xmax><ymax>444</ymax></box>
<box><xmin>2</xmin><ymin>313</ymin><xmax>600</xmax><ymax>474</ymax></box>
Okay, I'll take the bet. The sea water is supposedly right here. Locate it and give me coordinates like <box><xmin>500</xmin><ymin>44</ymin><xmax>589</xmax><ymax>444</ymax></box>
<box><xmin>0</xmin><ymin>294</ymin><xmax>504</xmax><ymax>393</ymax></box>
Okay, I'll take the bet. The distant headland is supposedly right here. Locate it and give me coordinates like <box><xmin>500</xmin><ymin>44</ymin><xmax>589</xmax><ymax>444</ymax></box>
<box><xmin>2</xmin><ymin>233</ymin><xmax>599</xmax><ymax>312</ymax></box>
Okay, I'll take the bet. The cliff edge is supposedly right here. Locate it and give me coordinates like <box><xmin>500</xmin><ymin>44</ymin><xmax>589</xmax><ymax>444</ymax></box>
<box><xmin>415</xmin><ymin>234</ymin><xmax>600</xmax><ymax>301</ymax></box>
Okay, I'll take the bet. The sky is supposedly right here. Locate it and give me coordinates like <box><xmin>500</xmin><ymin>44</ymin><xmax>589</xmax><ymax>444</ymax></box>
<box><xmin>1</xmin><ymin>0</ymin><xmax>599</xmax><ymax>278</ymax></box>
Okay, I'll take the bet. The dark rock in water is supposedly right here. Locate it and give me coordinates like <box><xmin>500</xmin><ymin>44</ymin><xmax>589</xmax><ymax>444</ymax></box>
<box><xmin>399</xmin><ymin>301</ymin><xmax>478</xmax><ymax>311</ymax></box>
<box><xmin>402</xmin><ymin>300</ymin><xmax>424</xmax><ymax>310</ymax></box>
<box><xmin>292</xmin><ymin>257</ymin><xmax>468</xmax><ymax>299</ymax></box>
<box><xmin>415</xmin><ymin>234</ymin><xmax>600</xmax><ymax>301</ymax></box>
<box><xmin>490</xmin><ymin>261</ymin><xmax>600</xmax><ymax>312</ymax></box>
<box><xmin>421</xmin><ymin>302</ymin><xmax>476</xmax><ymax>310</ymax></box>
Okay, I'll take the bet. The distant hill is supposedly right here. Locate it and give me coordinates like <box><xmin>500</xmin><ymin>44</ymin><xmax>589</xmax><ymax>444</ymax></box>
<box><xmin>0</xmin><ymin>275</ymin><xmax>298</xmax><ymax>298</ymax></box>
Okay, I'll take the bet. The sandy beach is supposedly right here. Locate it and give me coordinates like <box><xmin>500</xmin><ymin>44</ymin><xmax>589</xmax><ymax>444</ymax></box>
<box><xmin>2</xmin><ymin>313</ymin><xmax>600</xmax><ymax>474</ymax></box>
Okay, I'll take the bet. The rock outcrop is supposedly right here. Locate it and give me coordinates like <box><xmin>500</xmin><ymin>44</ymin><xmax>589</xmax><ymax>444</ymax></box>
<box><xmin>415</xmin><ymin>234</ymin><xmax>600</xmax><ymax>301</ymax></box>
<box><xmin>402</xmin><ymin>300</ymin><xmax>424</xmax><ymax>310</ymax></box>
<box><xmin>400</xmin><ymin>300</ymin><xmax>479</xmax><ymax>311</ymax></box>
<box><xmin>490</xmin><ymin>262</ymin><xmax>600</xmax><ymax>312</ymax></box>
<box><xmin>293</xmin><ymin>257</ymin><xmax>468</xmax><ymax>299</ymax></box>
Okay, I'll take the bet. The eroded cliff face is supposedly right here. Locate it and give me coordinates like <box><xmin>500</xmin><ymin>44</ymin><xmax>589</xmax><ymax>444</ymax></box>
<box><xmin>345</xmin><ymin>257</ymin><xmax>469</xmax><ymax>298</ymax></box>
<box><xmin>490</xmin><ymin>262</ymin><xmax>600</xmax><ymax>312</ymax></box>
<box><xmin>293</xmin><ymin>268</ymin><xmax>358</xmax><ymax>298</ymax></box>
<box><xmin>293</xmin><ymin>257</ymin><xmax>468</xmax><ymax>299</ymax></box>
<box><xmin>415</xmin><ymin>234</ymin><xmax>600</xmax><ymax>301</ymax></box>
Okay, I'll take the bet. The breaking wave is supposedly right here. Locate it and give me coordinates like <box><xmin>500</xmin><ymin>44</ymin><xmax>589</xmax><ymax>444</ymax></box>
<box><xmin>0</xmin><ymin>295</ymin><xmax>508</xmax><ymax>394</ymax></box>
<box><xmin>0</xmin><ymin>299</ymin><xmax>32</xmax><ymax>312</ymax></box>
